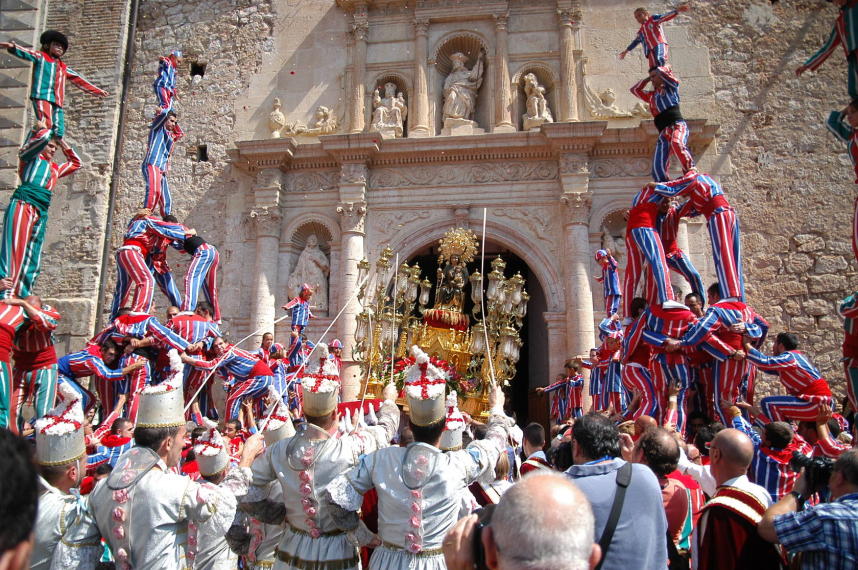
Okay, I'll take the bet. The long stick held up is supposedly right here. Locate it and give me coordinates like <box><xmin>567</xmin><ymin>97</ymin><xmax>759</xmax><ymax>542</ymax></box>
<box><xmin>480</xmin><ymin>208</ymin><xmax>497</xmax><ymax>387</ymax></box>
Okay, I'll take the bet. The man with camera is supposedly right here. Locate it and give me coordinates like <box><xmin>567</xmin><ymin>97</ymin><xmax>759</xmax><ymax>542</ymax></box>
<box><xmin>759</xmin><ymin>448</ymin><xmax>858</xmax><ymax>569</ymax></box>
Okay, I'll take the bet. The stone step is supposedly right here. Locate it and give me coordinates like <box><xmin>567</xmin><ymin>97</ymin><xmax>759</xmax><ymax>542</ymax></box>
<box><xmin>0</xmin><ymin>117</ymin><xmax>23</xmax><ymax>130</ymax></box>
<box><xmin>0</xmin><ymin>75</ymin><xmax>26</xmax><ymax>89</ymax></box>
<box><xmin>0</xmin><ymin>13</ymin><xmax>33</xmax><ymax>31</ymax></box>
<box><xmin>0</xmin><ymin>52</ymin><xmax>29</xmax><ymax>69</ymax></box>
<box><xmin>0</xmin><ymin>93</ymin><xmax>24</xmax><ymax>109</ymax></box>
<box><xmin>0</xmin><ymin>0</ymin><xmax>39</xmax><ymax>11</ymax></box>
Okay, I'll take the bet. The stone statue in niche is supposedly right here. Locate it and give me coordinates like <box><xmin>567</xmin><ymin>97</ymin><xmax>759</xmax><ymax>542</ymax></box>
<box><xmin>521</xmin><ymin>73</ymin><xmax>554</xmax><ymax>130</ymax></box>
<box><xmin>287</xmin><ymin>234</ymin><xmax>331</xmax><ymax>314</ymax></box>
<box><xmin>601</xmin><ymin>224</ymin><xmax>626</xmax><ymax>263</ymax></box>
<box><xmin>370</xmin><ymin>82</ymin><xmax>408</xmax><ymax>138</ymax></box>
<box><xmin>269</xmin><ymin>97</ymin><xmax>287</xmax><ymax>138</ymax></box>
<box><xmin>441</xmin><ymin>51</ymin><xmax>485</xmax><ymax>135</ymax></box>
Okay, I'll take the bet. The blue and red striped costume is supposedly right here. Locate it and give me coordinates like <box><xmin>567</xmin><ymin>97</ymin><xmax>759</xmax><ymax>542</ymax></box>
<box><xmin>543</xmin><ymin>373</ymin><xmax>583</xmax><ymax>422</ymax></box>
<box><xmin>57</xmin><ymin>346</ymin><xmax>126</xmax><ymax>416</ymax></box>
<box><xmin>600</xmin><ymin>337</ymin><xmax>625</xmax><ymax>413</ymax></box>
<box><xmin>595</xmin><ymin>249</ymin><xmax>622</xmax><ymax>317</ymax></box>
<box><xmin>153</xmin><ymin>53</ymin><xmax>180</xmax><ymax>110</ymax></box>
<box><xmin>625</xmin><ymin>10</ymin><xmax>681</xmax><ymax>68</ymax></box>
<box><xmin>283</xmin><ymin>295</ymin><xmax>314</xmax><ymax>369</ymax></box>
<box><xmin>746</xmin><ymin>348</ymin><xmax>833</xmax><ymax>423</ymax></box>
<box><xmin>679</xmin><ymin>300</ymin><xmax>767</xmax><ymax>423</ymax></box>
<box><xmin>2</xmin><ymin>128</ymin><xmax>80</xmax><ymax>299</ymax></box>
<box><xmin>623</xmin><ymin>185</ymin><xmax>673</xmax><ymax>316</ymax></box>
<box><xmin>653</xmin><ymin>172</ymin><xmax>744</xmax><ymax>301</ymax></box>
<box><xmin>800</xmin><ymin>2</ymin><xmax>858</xmax><ymax>98</ymax></box>
<box><xmin>185</xmin><ymin>346</ymin><xmax>274</xmax><ymax>420</ymax></box>
<box><xmin>6</xmin><ymin>44</ymin><xmax>107</xmax><ymax>138</ymax></box>
<box><xmin>631</xmin><ymin>66</ymin><xmax>694</xmax><ymax>182</ymax></box>
<box><xmin>581</xmin><ymin>358</ymin><xmax>602</xmax><ymax>410</ymax></box>
<box><xmin>142</xmin><ymin>103</ymin><xmax>184</xmax><ymax>217</ymax></box>
<box><xmin>839</xmin><ymin>291</ymin><xmax>858</xmax><ymax>414</ymax></box>
<box><xmin>86</xmin><ymin>434</ymin><xmax>133</xmax><ymax>473</ymax></box>
<box><xmin>147</xmin><ymin>236</ymin><xmax>182</xmax><ymax>310</ymax></box>
<box><xmin>656</xmin><ymin>203</ymin><xmax>705</xmax><ymax>301</ymax></box>
<box><xmin>168</xmin><ymin>312</ymin><xmax>221</xmax><ymax>418</ymax></box>
<box><xmin>621</xmin><ymin>314</ymin><xmax>657</xmax><ymax>421</ymax></box>
<box><xmin>826</xmin><ymin>109</ymin><xmax>858</xmax><ymax>263</ymax></box>
<box><xmin>10</xmin><ymin>303</ymin><xmax>60</xmax><ymax>434</ymax></box>
<box><xmin>110</xmin><ymin>216</ymin><xmax>189</xmax><ymax>319</ymax></box>
<box><xmin>179</xmin><ymin>237</ymin><xmax>221</xmax><ymax>322</ymax></box>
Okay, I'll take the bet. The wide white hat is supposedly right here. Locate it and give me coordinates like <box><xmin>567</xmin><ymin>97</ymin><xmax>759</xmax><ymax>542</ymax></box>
<box><xmin>34</xmin><ymin>382</ymin><xmax>86</xmax><ymax>466</ymax></box>
<box><xmin>404</xmin><ymin>345</ymin><xmax>447</xmax><ymax>427</ymax></box>
<box><xmin>301</xmin><ymin>343</ymin><xmax>340</xmax><ymax>417</ymax></box>
<box><xmin>137</xmin><ymin>350</ymin><xmax>185</xmax><ymax>428</ymax></box>
<box><xmin>260</xmin><ymin>385</ymin><xmax>295</xmax><ymax>445</ymax></box>
<box><xmin>194</xmin><ymin>418</ymin><xmax>229</xmax><ymax>477</ymax></box>
<box><xmin>439</xmin><ymin>390</ymin><xmax>466</xmax><ymax>451</ymax></box>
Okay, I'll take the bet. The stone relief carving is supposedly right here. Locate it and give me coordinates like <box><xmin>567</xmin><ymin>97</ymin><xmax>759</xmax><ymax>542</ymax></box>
<box><xmin>336</xmin><ymin>201</ymin><xmax>368</xmax><ymax>234</ymax></box>
<box><xmin>370</xmin><ymin>161</ymin><xmax>558</xmax><ymax>188</ymax></box>
<box><xmin>287</xmin><ymin>234</ymin><xmax>331</xmax><ymax>314</ymax></box>
<box><xmin>269</xmin><ymin>98</ymin><xmax>287</xmax><ymax>138</ymax></box>
<box><xmin>560</xmin><ymin>192</ymin><xmax>592</xmax><ymax>224</ymax></box>
<box><xmin>340</xmin><ymin>163</ymin><xmax>368</xmax><ymax>185</ymax></box>
<box><xmin>522</xmin><ymin>72</ymin><xmax>554</xmax><ymax>131</ymax></box>
<box><xmin>590</xmin><ymin>158</ymin><xmax>650</xmax><ymax>178</ymax></box>
<box><xmin>559</xmin><ymin>154</ymin><xmax>589</xmax><ymax>175</ymax></box>
<box><xmin>255</xmin><ymin>168</ymin><xmax>282</xmax><ymax>190</ymax></box>
<box><xmin>369</xmin><ymin>209</ymin><xmax>435</xmax><ymax>246</ymax></box>
<box><xmin>492</xmin><ymin>206</ymin><xmax>558</xmax><ymax>257</ymax></box>
<box><xmin>601</xmin><ymin>223</ymin><xmax>627</xmax><ymax>263</ymax></box>
<box><xmin>278</xmin><ymin>106</ymin><xmax>340</xmax><ymax>137</ymax></box>
<box><xmin>370</xmin><ymin>82</ymin><xmax>408</xmax><ymax>138</ymax></box>
<box><xmin>287</xmin><ymin>170</ymin><xmax>339</xmax><ymax>193</ymax></box>
<box><xmin>580</xmin><ymin>58</ymin><xmax>649</xmax><ymax>120</ymax></box>
<box><xmin>442</xmin><ymin>51</ymin><xmax>485</xmax><ymax>134</ymax></box>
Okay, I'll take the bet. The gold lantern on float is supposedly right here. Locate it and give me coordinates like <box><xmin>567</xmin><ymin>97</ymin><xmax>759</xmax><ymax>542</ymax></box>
<box><xmin>353</xmin><ymin>228</ymin><xmax>528</xmax><ymax>418</ymax></box>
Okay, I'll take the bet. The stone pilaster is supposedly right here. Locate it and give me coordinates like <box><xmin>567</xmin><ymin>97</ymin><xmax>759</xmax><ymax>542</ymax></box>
<box><xmin>248</xmin><ymin>168</ymin><xmax>283</xmax><ymax>345</ymax></box>
<box><xmin>543</xmin><ymin>311</ymin><xmax>567</xmax><ymax>385</ymax></box>
<box><xmin>336</xmin><ymin>162</ymin><xmax>368</xmax><ymax>400</ymax></box>
<box><xmin>410</xmin><ymin>17</ymin><xmax>431</xmax><ymax>137</ymax></box>
<box><xmin>349</xmin><ymin>3</ymin><xmax>369</xmax><ymax>133</ymax></box>
<box><xmin>557</xmin><ymin>7</ymin><xmax>580</xmax><ymax>122</ymax></box>
<box><xmin>493</xmin><ymin>13</ymin><xmax>515</xmax><ymax>132</ymax></box>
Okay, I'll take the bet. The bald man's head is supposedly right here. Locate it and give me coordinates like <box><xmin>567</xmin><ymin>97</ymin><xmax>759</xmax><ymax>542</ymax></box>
<box><xmin>634</xmin><ymin>415</ymin><xmax>658</xmax><ymax>436</ymax></box>
<box><xmin>489</xmin><ymin>472</ymin><xmax>598</xmax><ymax>570</ymax></box>
<box><xmin>710</xmin><ymin>428</ymin><xmax>754</xmax><ymax>484</ymax></box>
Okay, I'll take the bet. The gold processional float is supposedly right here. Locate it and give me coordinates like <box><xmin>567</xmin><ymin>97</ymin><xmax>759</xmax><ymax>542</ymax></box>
<box><xmin>354</xmin><ymin>227</ymin><xmax>529</xmax><ymax>418</ymax></box>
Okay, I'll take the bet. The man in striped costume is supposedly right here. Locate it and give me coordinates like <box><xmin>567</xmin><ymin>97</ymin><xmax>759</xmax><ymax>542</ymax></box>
<box><xmin>656</xmin><ymin>198</ymin><xmax>705</xmax><ymax>302</ymax></box>
<box><xmin>839</xmin><ymin>288</ymin><xmax>858</xmax><ymax>413</ymax></box>
<box><xmin>145</xmin><ymin>223</ymin><xmax>183</xmax><ymax>311</ymax></box>
<box><xmin>178</xmin><ymin>233</ymin><xmax>221</xmax><ymax>322</ymax></box>
<box><xmin>631</xmin><ymin>66</ymin><xmax>695</xmax><ymax>182</ymax></box>
<box><xmin>619</xmin><ymin>4</ymin><xmax>690</xmax><ymax>68</ymax></box>
<box><xmin>671</xmin><ymin>282</ymin><xmax>768</xmax><ymax>424</ymax></box>
<box><xmin>182</xmin><ymin>336</ymin><xmax>275</xmax><ymax>422</ymax></box>
<box><xmin>826</xmin><ymin>100</ymin><xmax>858</xmax><ymax>263</ymax></box>
<box><xmin>142</xmin><ymin>103</ymin><xmax>184</xmax><ymax>217</ymax></box>
<box><xmin>282</xmin><ymin>284</ymin><xmax>315</xmax><ymax>371</ymax></box>
<box><xmin>167</xmin><ymin>302</ymin><xmax>222</xmax><ymax>418</ymax></box>
<box><xmin>623</xmin><ymin>183</ymin><xmax>679</xmax><ymax>317</ymax></box>
<box><xmin>622</xmin><ymin>297</ymin><xmax>657</xmax><ymax>421</ymax></box>
<box><xmin>56</xmin><ymin>342</ymin><xmax>139</xmax><ymax>416</ymax></box>
<box><xmin>0</xmin><ymin>296</ymin><xmax>59</xmax><ymax>433</ymax></box>
<box><xmin>796</xmin><ymin>0</ymin><xmax>858</xmax><ymax>98</ymax></box>
<box><xmin>109</xmin><ymin>211</ymin><xmax>194</xmax><ymax>319</ymax></box>
<box><xmin>154</xmin><ymin>50</ymin><xmax>182</xmax><ymax>110</ymax></box>
<box><xmin>650</xmin><ymin>171</ymin><xmax>745</xmax><ymax>301</ymax></box>
<box><xmin>0</xmin><ymin>30</ymin><xmax>108</xmax><ymax>138</ymax></box>
<box><xmin>536</xmin><ymin>369</ymin><xmax>582</xmax><ymax>423</ymax></box>
<box><xmin>744</xmin><ymin>333</ymin><xmax>834</xmax><ymax>423</ymax></box>
<box><xmin>0</xmin><ymin>123</ymin><xmax>80</xmax><ymax>299</ymax></box>
<box><xmin>594</xmin><ymin>248</ymin><xmax>621</xmax><ymax>317</ymax></box>
<box><xmin>9</xmin><ymin>295</ymin><xmax>60</xmax><ymax>434</ymax></box>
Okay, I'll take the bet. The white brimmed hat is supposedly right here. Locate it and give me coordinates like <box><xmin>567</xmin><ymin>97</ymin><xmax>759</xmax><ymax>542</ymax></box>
<box><xmin>405</xmin><ymin>346</ymin><xmax>447</xmax><ymax>427</ymax></box>
<box><xmin>34</xmin><ymin>382</ymin><xmax>86</xmax><ymax>466</ymax></box>
<box><xmin>194</xmin><ymin>418</ymin><xmax>229</xmax><ymax>477</ymax></box>
<box><xmin>137</xmin><ymin>350</ymin><xmax>185</xmax><ymax>428</ymax></box>
<box><xmin>260</xmin><ymin>385</ymin><xmax>295</xmax><ymax>445</ymax></box>
<box><xmin>301</xmin><ymin>343</ymin><xmax>340</xmax><ymax>416</ymax></box>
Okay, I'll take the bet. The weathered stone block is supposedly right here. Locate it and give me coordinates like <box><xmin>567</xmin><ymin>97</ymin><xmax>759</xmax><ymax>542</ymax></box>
<box><xmin>808</xmin><ymin>274</ymin><xmax>848</xmax><ymax>294</ymax></box>
<box><xmin>792</xmin><ymin>234</ymin><xmax>825</xmax><ymax>253</ymax></box>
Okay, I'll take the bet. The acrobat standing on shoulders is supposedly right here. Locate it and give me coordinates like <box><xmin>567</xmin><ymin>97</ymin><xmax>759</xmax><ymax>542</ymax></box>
<box><xmin>154</xmin><ymin>50</ymin><xmax>182</xmax><ymax>111</ymax></box>
<box><xmin>0</xmin><ymin>30</ymin><xmax>108</xmax><ymax>138</ymax></box>
<box><xmin>281</xmin><ymin>284</ymin><xmax>315</xmax><ymax>372</ymax></box>
<box><xmin>594</xmin><ymin>248</ymin><xmax>621</xmax><ymax>318</ymax></box>
<box><xmin>619</xmin><ymin>3</ymin><xmax>690</xmax><ymax>69</ymax></box>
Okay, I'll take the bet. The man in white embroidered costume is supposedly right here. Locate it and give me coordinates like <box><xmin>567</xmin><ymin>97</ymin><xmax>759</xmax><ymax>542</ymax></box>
<box><xmin>88</xmin><ymin>350</ymin><xmax>262</xmax><ymax>569</ymax></box>
<box><xmin>324</xmin><ymin>345</ymin><xmax>514</xmax><ymax>569</ymax></box>
<box><xmin>249</xmin><ymin>342</ymin><xmax>400</xmax><ymax>569</ymax></box>
<box><xmin>193</xmin><ymin>418</ymin><xmax>260</xmax><ymax>570</ymax></box>
<box><xmin>230</xmin><ymin>386</ymin><xmax>295</xmax><ymax>569</ymax></box>
<box><xmin>31</xmin><ymin>382</ymin><xmax>102</xmax><ymax>569</ymax></box>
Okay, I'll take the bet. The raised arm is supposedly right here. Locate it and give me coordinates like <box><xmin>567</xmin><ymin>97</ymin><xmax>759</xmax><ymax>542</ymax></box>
<box><xmin>18</xmin><ymin>127</ymin><xmax>52</xmax><ymax>162</ymax></box>
<box><xmin>799</xmin><ymin>24</ymin><xmax>840</xmax><ymax>73</ymax></box>
<box><xmin>630</xmin><ymin>76</ymin><xmax>652</xmax><ymax>102</ymax></box>
<box><xmin>57</xmin><ymin>139</ymin><xmax>82</xmax><ymax>178</ymax></box>
<box><xmin>745</xmin><ymin>347</ymin><xmax>795</xmax><ymax>372</ymax></box>
<box><xmin>65</xmin><ymin>65</ymin><xmax>109</xmax><ymax>97</ymax></box>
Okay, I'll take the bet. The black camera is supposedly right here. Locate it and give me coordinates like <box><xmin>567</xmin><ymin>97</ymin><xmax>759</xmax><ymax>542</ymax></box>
<box><xmin>472</xmin><ymin>503</ymin><xmax>496</xmax><ymax>570</ymax></box>
<box><xmin>789</xmin><ymin>451</ymin><xmax>835</xmax><ymax>493</ymax></box>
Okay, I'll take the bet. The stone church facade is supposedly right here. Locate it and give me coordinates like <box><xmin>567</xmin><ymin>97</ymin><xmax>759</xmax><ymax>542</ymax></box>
<box><xmin>0</xmin><ymin>0</ymin><xmax>855</xmax><ymax>403</ymax></box>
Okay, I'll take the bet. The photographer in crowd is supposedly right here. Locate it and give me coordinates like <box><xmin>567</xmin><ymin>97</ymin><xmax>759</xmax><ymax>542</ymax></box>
<box><xmin>759</xmin><ymin>449</ymin><xmax>858</xmax><ymax>568</ymax></box>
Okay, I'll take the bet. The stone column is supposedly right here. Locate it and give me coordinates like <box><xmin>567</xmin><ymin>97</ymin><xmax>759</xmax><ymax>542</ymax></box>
<box><xmin>543</xmin><ymin>312</ymin><xmax>567</xmax><ymax>384</ymax></box>
<box><xmin>493</xmin><ymin>13</ymin><xmax>515</xmax><ymax>132</ymax></box>
<box><xmin>248</xmin><ymin>168</ymin><xmax>282</xmax><ymax>345</ymax></box>
<box><xmin>349</xmin><ymin>3</ymin><xmax>369</xmax><ymax>134</ymax></box>
<box><xmin>557</xmin><ymin>9</ymin><xmax>580</xmax><ymax>122</ymax></box>
<box><xmin>560</xmin><ymin>157</ymin><xmax>594</xmax><ymax>409</ymax></box>
<box><xmin>410</xmin><ymin>17</ymin><xmax>431</xmax><ymax>137</ymax></box>
<box><xmin>337</xmin><ymin>164</ymin><xmax>368</xmax><ymax>400</ymax></box>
